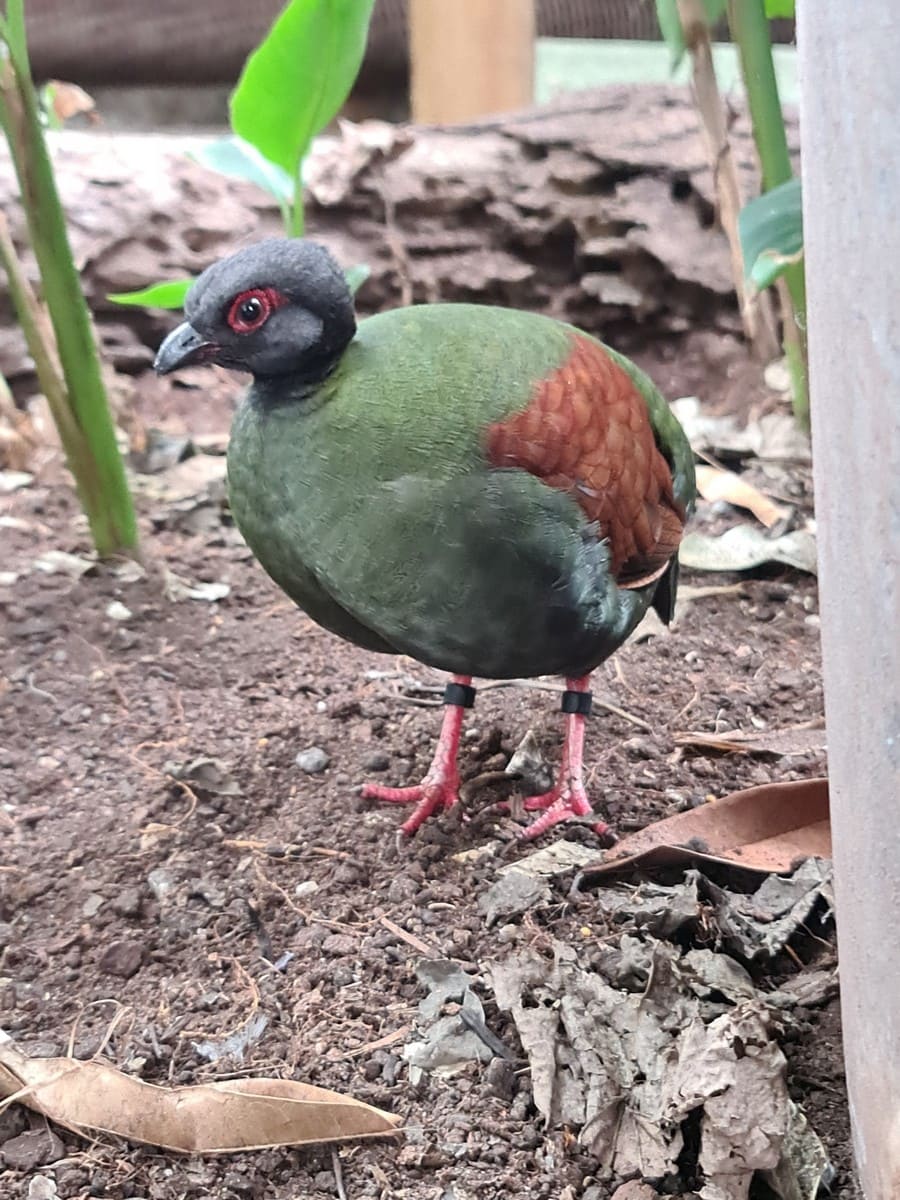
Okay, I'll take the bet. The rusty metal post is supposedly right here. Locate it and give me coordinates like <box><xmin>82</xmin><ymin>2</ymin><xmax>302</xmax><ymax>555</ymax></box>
<box><xmin>798</xmin><ymin>5</ymin><xmax>900</xmax><ymax>1195</ymax></box>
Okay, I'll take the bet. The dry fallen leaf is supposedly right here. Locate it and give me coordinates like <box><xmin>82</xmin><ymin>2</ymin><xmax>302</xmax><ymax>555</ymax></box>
<box><xmin>163</xmin><ymin>568</ymin><xmax>231</xmax><ymax>603</ymax></box>
<box><xmin>488</xmin><ymin>937</ymin><xmax>829</xmax><ymax>1198</ymax></box>
<box><xmin>45</xmin><ymin>81</ymin><xmax>96</xmax><ymax>124</ymax></box>
<box><xmin>587</xmin><ymin>864</ymin><xmax>834</xmax><ymax>963</ymax></box>
<box><xmin>694</xmin><ymin>464</ymin><xmax>788</xmax><ymax>528</ymax></box>
<box><xmin>32</xmin><ymin>550</ymin><xmax>97</xmax><ymax>579</ymax></box>
<box><xmin>165</xmin><ymin>756</ymin><xmax>242</xmax><ymax>797</ymax></box>
<box><xmin>669</xmin><ymin>400</ymin><xmax>812</xmax><ymax>463</ymax></box>
<box><xmin>703</xmin><ymin>859</ymin><xmax>834</xmax><ymax>961</ymax></box>
<box><xmin>679</xmin><ymin>525</ymin><xmax>817</xmax><ymax>575</ymax></box>
<box><xmin>580</xmin><ymin>778</ymin><xmax>829</xmax><ymax>878</ymax></box>
<box><xmin>0</xmin><ymin>1035</ymin><xmax>400</xmax><ymax>1153</ymax></box>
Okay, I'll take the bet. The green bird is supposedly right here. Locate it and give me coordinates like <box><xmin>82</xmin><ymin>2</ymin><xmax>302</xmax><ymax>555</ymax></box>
<box><xmin>155</xmin><ymin>239</ymin><xmax>695</xmax><ymax>839</ymax></box>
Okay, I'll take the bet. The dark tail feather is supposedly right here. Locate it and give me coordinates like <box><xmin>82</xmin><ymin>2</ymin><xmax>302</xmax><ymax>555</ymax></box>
<box><xmin>652</xmin><ymin>556</ymin><xmax>679</xmax><ymax>625</ymax></box>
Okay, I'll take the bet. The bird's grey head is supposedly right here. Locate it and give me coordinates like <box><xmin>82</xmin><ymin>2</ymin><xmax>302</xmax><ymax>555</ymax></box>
<box><xmin>153</xmin><ymin>238</ymin><xmax>356</xmax><ymax>381</ymax></box>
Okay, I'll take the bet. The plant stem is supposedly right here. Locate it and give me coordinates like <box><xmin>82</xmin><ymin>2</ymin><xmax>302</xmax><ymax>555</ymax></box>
<box><xmin>777</xmin><ymin>277</ymin><xmax>808</xmax><ymax>428</ymax></box>
<box><xmin>728</xmin><ymin>0</ymin><xmax>791</xmax><ymax>191</ymax></box>
<box><xmin>289</xmin><ymin>170</ymin><xmax>305</xmax><ymax>237</ymax></box>
<box><xmin>728</xmin><ymin>0</ymin><xmax>808</xmax><ymax>428</ymax></box>
<box><xmin>0</xmin><ymin>17</ymin><xmax>138</xmax><ymax>555</ymax></box>
<box><xmin>0</xmin><ymin>211</ymin><xmax>77</xmax><ymax>450</ymax></box>
<box><xmin>676</xmin><ymin>0</ymin><xmax>779</xmax><ymax>361</ymax></box>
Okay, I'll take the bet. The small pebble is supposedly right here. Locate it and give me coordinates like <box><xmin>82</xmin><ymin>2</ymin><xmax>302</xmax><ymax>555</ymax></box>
<box><xmin>105</xmin><ymin>600</ymin><xmax>132</xmax><ymax>621</ymax></box>
<box><xmin>112</xmin><ymin>887</ymin><xmax>143</xmax><ymax>917</ymax></box>
<box><xmin>0</xmin><ymin>1128</ymin><xmax>64</xmax><ymax>1171</ymax></box>
<box><xmin>98</xmin><ymin>940</ymin><xmax>145</xmax><ymax>978</ymax></box>
<box><xmin>220</xmin><ymin>1170</ymin><xmax>253</xmax><ymax>1193</ymax></box>
<box><xmin>0</xmin><ymin>1105</ymin><xmax>27</xmax><ymax>1143</ymax></box>
<box><xmin>321</xmin><ymin>933</ymin><xmax>356</xmax><ymax>955</ymax></box>
<box><xmin>294</xmin><ymin>880</ymin><xmax>319</xmax><ymax>898</ymax></box>
<box><xmin>361</xmin><ymin>750</ymin><xmax>390</xmax><ymax>772</ymax></box>
<box><xmin>27</xmin><ymin>1177</ymin><xmax>58</xmax><ymax>1200</ymax></box>
<box><xmin>485</xmin><ymin>1058</ymin><xmax>515</xmax><ymax>1101</ymax></box>
<box><xmin>295</xmin><ymin>746</ymin><xmax>330</xmax><ymax>774</ymax></box>
<box><xmin>146</xmin><ymin>867</ymin><xmax>177</xmax><ymax>903</ymax></box>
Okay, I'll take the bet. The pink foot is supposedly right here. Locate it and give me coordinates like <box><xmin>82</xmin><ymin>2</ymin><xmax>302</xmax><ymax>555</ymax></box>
<box><xmin>361</xmin><ymin>675</ymin><xmax>469</xmax><ymax>836</ymax></box>
<box><xmin>520</xmin><ymin>778</ymin><xmax>608</xmax><ymax>840</ymax></box>
<box><xmin>517</xmin><ymin>674</ymin><xmax>610</xmax><ymax>841</ymax></box>
<box><xmin>362</xmin><ymin>775</ymin><xmax>461</xmax><ymax>836</ymax></box>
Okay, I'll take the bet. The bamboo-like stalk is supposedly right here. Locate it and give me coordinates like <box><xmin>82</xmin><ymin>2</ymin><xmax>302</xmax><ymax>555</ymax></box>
<box><xmin>0</xmin><ymin>364</ymin><xmax>36</xmax><ymax>471</ymax></box>
<box><xmin>0</xmin><ymin>212</ymin><xmax>77</xmax><ymax>448</ymax></box>
<box><xmin>0</xmin><ymin>8</ymin><xmax>138</xmax><ymax>555</ymax></box>
<box><xmin>728</xmin><ymin>0</ymin><xmax>809</xmax><ymax>428</ymax></box>
<box><xmin>676</xmin><ymin>0</ymin><xmax>779</xmax><ymax>361</ymax></box>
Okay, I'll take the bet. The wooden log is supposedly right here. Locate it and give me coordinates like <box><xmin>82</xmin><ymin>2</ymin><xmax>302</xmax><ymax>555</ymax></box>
<box><xmin>0</xmin><ymin>86</ymin><xmax>797</xmax><ymax>392</ymax></box>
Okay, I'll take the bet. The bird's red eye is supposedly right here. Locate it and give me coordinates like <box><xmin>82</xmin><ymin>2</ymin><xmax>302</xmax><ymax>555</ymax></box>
<box><xmin>226</xmin><ymin>287</ymin><xmax>285</xmax><ymax>334</ymax></box>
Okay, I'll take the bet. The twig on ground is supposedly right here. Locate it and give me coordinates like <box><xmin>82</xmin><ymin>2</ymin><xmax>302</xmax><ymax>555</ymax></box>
<box><xmin>378</xmin><ymin>915</ymin><xmax>438</xmax><ymax>959</ymax></box>
<box><xmin>332</xmin><ymin>1147</ymin><xmax>348</xmax><ymax>1200</ymax></box>
<box><xmin>344</xmin><ymin>1025</ymin><xmax>411</xmax><ymax>1060</ymax></box>
<box><xmin>253</xmin><ymin>861</ymin><xmax>366</xmax><ymax>934</ymax></box>
<box><xmin>180</xmin><ymin>957</ymin><xmax>260</xmax><ymax>1042</ymax></box>
<box><xmin>673</xmin><ymin>688</ymin><xmax>702</xmax><ymax>726</ymax></box>
<box><xmin>457</xmin><ymin>1007</ymin><xmax>518</xmax><ymax>1062</ymax></box>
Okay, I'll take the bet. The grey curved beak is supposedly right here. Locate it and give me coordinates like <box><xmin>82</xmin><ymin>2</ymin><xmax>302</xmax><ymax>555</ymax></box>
<box><xmin>154</xmin><ymin>322</ymin><xmax>218</xmax><ymax>375</ymax></box>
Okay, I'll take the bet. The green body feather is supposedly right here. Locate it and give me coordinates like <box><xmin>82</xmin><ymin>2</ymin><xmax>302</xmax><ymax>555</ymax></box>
<box><xmin>227</xmin><ymin>304</ymin><xmax>694</xmax><ymax>678</ymax></box>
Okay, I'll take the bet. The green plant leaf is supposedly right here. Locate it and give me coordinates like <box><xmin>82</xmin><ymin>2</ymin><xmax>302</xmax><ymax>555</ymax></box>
<box><xmin>108</xmin><ymin>279</ymin><xmax>194</xmax><ymax>309</ymax></box>
<box><xmin>39</xmin><ymin>82</ymin><xmax>63</xmax><ymax>130</ymax></box>
<box><xmin>655</xmin><ymin>0</ymin><xmax>685</xmax><ymax>67</ymax></box>
<box><xmin>230</xmin><ymin>0</ymin><xmax>375</xmax><ymax>178</ymax></box>
<box><xmin>344</xmin><ymin>263</ymin><xmax>369</xmax><ymax>295</ymax></box>
<box><xmin>764</xmin><ymin>0</ymin><xmax>795</xmax><ymax>15</ymax></box>
<box><xmin>4</xmin><ymin>0</ymin><xmax>25</xmax><ymax>61</ymax></box>
<box><xmin>191</xmin><ymin>135</ymin><xmax>294</xmax><ymax>202</ymax></box>
<box><xmin>1</xmin><ymin>0</ymin><xmax>140</xmax><ymax>553</ymax></box>
<box><xmin>739</xmin><ymin>177</ymin><xmax>803</xmax><ymax>292</ymax></box>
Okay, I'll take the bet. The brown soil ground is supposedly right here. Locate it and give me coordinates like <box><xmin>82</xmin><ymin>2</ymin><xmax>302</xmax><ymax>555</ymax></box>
<box><xmin>1</xmin><ymin>342</ymin><xmax>852</xmax><ymax>1199</ymax></box>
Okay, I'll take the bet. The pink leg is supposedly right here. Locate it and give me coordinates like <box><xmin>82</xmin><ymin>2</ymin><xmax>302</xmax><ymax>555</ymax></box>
<box><xmin>361</xmin><ymin>675</ymin><xmax>470</xmax><ymax>836</ymax></box>
<box><xmin>519</xmin><ymin>674</ymin><xmax>610</xmax><ymax>840</ymax></box>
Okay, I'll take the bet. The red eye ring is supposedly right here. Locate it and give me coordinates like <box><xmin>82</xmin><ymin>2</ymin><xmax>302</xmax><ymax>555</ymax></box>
<box><xmin>226</xmin><ymin>287</ymin><xmax>286</xmax><ymax>334</ymax></box>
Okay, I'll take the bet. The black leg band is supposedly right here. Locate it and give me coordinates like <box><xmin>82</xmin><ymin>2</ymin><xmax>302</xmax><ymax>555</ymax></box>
<box><xmin>561</xmin><ymin>689</ymin><xmax>593</xmax><ymax>716</ymax></box>
<box><xmin>444</xmin><ymin>681</ymin><xmax>476</xmax><ymax>708</ymax></box>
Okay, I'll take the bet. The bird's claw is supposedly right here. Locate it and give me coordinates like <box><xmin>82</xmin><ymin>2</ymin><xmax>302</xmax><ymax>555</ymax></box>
<box><xmin>361</xmin><ymin>775</ymin><xmax>461</xmax><ymax>836</ymax></box>
<box><xmin>518</xmin><ymin>780</ymin><xmax>609</xmax><ymax>840</ymax></box>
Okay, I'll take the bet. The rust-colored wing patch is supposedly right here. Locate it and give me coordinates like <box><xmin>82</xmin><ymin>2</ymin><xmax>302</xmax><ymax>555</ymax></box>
<box><xmin>484</xmin><ymin>335</ymin><xmax>685</xmax><ymax>586</ymax></box>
